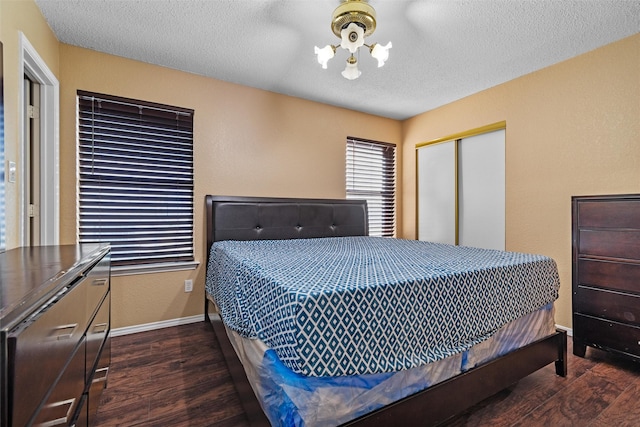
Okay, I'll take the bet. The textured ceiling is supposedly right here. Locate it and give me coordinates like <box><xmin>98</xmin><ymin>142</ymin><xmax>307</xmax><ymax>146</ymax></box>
<box><xmin>35</xmin><ymin>0</ymin><xmax>639</xmax><ymax>120</ymax></box>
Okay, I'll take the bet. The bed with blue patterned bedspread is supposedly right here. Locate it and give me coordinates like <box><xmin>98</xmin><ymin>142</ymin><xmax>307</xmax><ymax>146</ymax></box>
<box><xmin>205</xmin><ymin>236</ymin><xmax>560</xmax><ymax>378</ymax></box>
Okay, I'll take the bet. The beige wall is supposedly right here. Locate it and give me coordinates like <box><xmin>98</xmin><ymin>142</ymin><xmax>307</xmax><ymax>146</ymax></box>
<box><xmin>4</xmin><ymin>1</ymin><xmax>638</xmax><ymax>331</ymax></box>
<box><xmin>402</xmin><ymin>34</ymin><xmax>640</xmax><ymax>329</ymax></box>
<box><xmin>58</xmin><ymin>45</ymin><xmax>402</xmax><ymax>328</ymax></box>
<box><xmin>2</xmin><ymin>0</ymin><xmax>401</xmax><ymax>329</ymax></box>
<box><xmin>1</xmin><ymin>0</ymin><xmax>60</xmax><ymax>248</ymax></box>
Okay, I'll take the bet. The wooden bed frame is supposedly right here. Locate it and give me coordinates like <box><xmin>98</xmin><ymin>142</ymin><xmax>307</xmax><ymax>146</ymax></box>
<box><xmin>204</xmin><ymin>195</ymin><xmax>567</xmax><ymax>426</ymax></box>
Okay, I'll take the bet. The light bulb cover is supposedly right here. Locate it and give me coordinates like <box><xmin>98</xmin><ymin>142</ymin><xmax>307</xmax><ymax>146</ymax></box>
<box><xmin>370</xmin><ymin>42</ymin><xmax>392</xmax><ymax>67</ymax></box>
<box><xmin>314</xmin><ymin>45</ymin><xmax>336</xmax><ymax>69</ymax></box>
<box><xmin>341</xmin><ymin>56</ymin><xmax>361</xmax><ymax>80</ymax></box>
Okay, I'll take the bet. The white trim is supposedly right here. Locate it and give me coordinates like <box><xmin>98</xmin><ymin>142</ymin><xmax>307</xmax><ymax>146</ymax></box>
<box><xmin>19</xmin><ymin>32</ymin><xmax>60</xmax><ymax>246</ymax></box>
<box><xmin>111</xmin><ymin>260</ymin><xmax>200</xmax><ymax>277</ymax></box>
<box><xmin>111</xmin><ymin>314</ymin><xmax>205</xmax><ymax>337</ymax></box>
<box><xmin>555</xmin><ymin>324</ymin><xmax>573</xmax><ymax>337</ymax></box>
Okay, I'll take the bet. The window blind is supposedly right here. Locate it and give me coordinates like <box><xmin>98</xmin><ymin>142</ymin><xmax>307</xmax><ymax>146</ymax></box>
<box><xmin>77</xmin><ymin>90</ymin><xmax>194</xmax><ymax>266</ymax></box>
<box><xmin>346</xmin><ymin>137</ymin><xmax>396</xmax><ymax>237</ymax></box>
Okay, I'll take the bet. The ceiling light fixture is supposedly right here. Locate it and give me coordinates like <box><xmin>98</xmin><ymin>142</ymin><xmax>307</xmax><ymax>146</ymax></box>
<box><xmin>314</xmin><ymin>0</ymin><xmax>392</xmax><ymax>80</ymax></box>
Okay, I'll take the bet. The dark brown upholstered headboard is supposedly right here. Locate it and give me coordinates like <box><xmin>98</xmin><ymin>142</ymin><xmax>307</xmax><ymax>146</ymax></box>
<box><xmin>205</xmin><ymin>195</ymin><xmax>368</xmax><ymax>259</ymax></box>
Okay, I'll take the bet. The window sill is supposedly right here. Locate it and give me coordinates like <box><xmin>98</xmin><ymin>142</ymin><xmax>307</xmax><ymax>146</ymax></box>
<box><xmin>111</xmin><ymin>261</ymin><xmax>200</xmax><ymax>277</ymax></box>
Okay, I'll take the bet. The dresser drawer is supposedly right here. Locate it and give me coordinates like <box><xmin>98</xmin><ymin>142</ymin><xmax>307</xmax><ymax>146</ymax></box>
<box><xmin>577</xmin><ymin>259</ymin><xmax>640</xmax><ymax>294</ymax></box>
<box><xmin>574</xmin><ymin>313</ymin><xmax>640</xmax><ymax>358</ymax></box>
<box><xmin>574</xmin><ymin>286</ymin><xmax>640</xmax><ymax>325</ymax></box>
<box><xmin>88</xmin><ymin>337</ymin><xmax>111</xmax><ymax>425</ymax></box>
<box><xmin>9</xmin><ymin>280</ymin><xmax>88</xmax><ymax>427</ymax></box>
<box><xmin>74</xmin><ymin>394</ymin><xmax>89</xmax><ymax>427</ymax></box>
<box><xmin>31</xmin><ymin>339</ymin><xmax>86</xmax><ymax>427</ymax></box>
<box><xmin>578</xmin><ymin>229</ymin><xmax>640</xmax><ymax>260</ymax></box>
<box><xmin>86</xmin><ymin>291</ymin><xmax>110</xmax><ymax>383</ymax></box>
<box><xmin>577</xmin><ymin>199</ymin><xmax>640</xmax><ymax>229</ymax></box>
<box><xmin>86</xmin><ymin>252</ymin><xmax>110</xmax><ymax>321</ymax></box>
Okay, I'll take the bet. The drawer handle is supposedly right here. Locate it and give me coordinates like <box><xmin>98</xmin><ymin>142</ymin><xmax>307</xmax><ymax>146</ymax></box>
<box><xmin>35</xmin><ymin>398</ymin><xmax>75</xmax><ymax>427</ymax></box>
<box><xmin>53</xmin><ymin>324</ymin><xmax>78</xmax><ymax>340</ymax></box>
<box><xmin>93</xmin><ymin>366</ymin><xmax>109</xmax><ymax>383</ymax></box>
<box><xmin>92</xmin><ymin>278</ymin><xmax>108</xmax><ymax>286</ymax></box>
<box><xmin>93</xmin><ymin>322</ymin><xmax>109</xmax><ymax>334</ymax></box>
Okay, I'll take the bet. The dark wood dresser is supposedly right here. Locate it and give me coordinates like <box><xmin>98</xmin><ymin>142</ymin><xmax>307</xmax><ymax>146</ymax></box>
<box><xmin>0</xmin><ymin>243</ymin><xmax>111</xmax><ymax>426</ymax></box>
<box><xmin>572</xmin><ymin>194</ymin><xmax>640</xmax><ymax>361</ymax></box>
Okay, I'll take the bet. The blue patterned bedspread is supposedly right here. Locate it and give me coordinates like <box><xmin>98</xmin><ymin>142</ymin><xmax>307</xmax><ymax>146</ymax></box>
<box><xmin>206</xmin><ymin>236</ymin><xmax>559</xmax><ymax>377</ymax></box>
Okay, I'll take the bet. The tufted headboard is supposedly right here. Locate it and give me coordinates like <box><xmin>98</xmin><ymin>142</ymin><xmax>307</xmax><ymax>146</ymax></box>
<box><xmin>205</xmin><ymin>195</ymin><xmax>368</xmax><ymax>260</ymax></box>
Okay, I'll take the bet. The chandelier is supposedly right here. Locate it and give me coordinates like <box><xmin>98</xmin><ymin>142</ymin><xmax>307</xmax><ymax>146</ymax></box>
<box><xmin>314</xmin><ymin>0</ymin><xmax>392</xmax><ymax>80</ymax></box>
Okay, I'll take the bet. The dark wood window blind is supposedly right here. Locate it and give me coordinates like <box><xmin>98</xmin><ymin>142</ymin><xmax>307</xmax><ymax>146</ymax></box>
<box><xmin>77</xmin><ymin>90</ymin><xmax>194</xmax><ymax>267</ymax></box>
<box><xmin>346</xmin><ymin>137</ymin><xmax>396</xmax><ymax>237</ymax></box>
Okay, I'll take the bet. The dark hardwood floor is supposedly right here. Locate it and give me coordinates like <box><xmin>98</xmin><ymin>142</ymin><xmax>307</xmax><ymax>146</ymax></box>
<box><xmin>95</xmin><ymin>321</ymin><xmax>640</xmax><ymax>427</ymax></box>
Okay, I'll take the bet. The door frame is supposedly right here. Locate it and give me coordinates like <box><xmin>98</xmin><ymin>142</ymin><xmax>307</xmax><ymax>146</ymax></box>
<box><xmin>19</xmin><ymin>32</ymin><xmax>59</xmax><ymax>245</ymax></box>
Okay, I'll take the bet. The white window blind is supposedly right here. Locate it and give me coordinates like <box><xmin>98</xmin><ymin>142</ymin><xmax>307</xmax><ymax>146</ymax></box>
<box><xmin>346</xmin><ymin>137</ymin><xmax>396</xmax><ymax>237</ymax></box>
<box><xmin>77</xmin><ymin>91</ymin><xmax>194</xmax><ymax>266</ymax></box>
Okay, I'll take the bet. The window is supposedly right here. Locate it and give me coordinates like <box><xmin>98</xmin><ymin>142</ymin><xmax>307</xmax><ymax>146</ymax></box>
<box><xmin>346</xmin><ymin>137</ymin><xmax>396</xmax><ymax>237</ymax></box>
<box><xmin>77</xmin><ymin>91</ymin><xmax>194</xmax><ymax>268</ymax></box>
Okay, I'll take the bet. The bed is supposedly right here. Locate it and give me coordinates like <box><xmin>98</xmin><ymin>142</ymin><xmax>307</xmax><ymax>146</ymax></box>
<box><xmin>204</xmin><ymin>195</ymin><xmax>567</xmax><ymax>426</ymax></box>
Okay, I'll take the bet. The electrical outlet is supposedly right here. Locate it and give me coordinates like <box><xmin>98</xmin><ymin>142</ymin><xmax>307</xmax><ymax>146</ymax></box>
<box><xmin>8</xmin><ymin>161</ymin><xmax>16</xmax><ymax>183</ymax></box>
<box><xmin>184</xmin><ymin>279</ymin><xmax>193</xmax><ymax>292</ymax></box>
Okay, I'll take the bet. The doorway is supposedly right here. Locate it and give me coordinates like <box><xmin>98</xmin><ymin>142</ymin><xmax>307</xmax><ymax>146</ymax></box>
<box><xmin>24</xmin><ymin>76</ymin><xmax>41</xmax><ymax>245</ymax></box>
<box><xmin>19</xmin><ymin>32</ymin><xmax>59</xmax><ymax>246</ymax></box>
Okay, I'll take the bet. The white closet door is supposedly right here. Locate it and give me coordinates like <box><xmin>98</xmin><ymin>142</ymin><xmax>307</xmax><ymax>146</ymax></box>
<box><xmin>417</xmin><ymin>141</ymin><xmax>456</xmax><ymax>244</ymax></box>
<box><xmin>458</xmin><ymin>129</ymin><xmax>505</xmax><ymax>250</ymax></box>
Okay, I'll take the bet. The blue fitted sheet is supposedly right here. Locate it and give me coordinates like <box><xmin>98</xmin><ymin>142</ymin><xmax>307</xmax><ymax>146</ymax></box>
<box><xmin>206</xmin><ymin>236</ymin><xmax>560</xmax><ymax>377</ymax></box>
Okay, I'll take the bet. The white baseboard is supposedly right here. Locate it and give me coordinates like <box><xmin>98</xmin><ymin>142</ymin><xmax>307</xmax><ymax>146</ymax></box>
<box><xmin>111</xmin><ymin>314</ymin><xmax>204</xmax><ymax>337</ymax></box>
<box><xmin>555</xmin><ymin>324</ymin><xmax>573</xmax><ymax>337</ymax></box>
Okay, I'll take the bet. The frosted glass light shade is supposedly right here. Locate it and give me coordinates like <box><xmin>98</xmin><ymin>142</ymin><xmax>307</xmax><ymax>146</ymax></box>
<box><xmin>314</xmin><ymin>45</ymin><xmax>335</xmax><ymax>69</ymax></box>
<box><xmin>341</xmin><ymin>57</ymin><xmax>361</xmax><ymax>80</ymax></box>
<box><xmin>370</xmin><ymin>42</ymin><xmax>392</xmax><ymax>67</ymax></box>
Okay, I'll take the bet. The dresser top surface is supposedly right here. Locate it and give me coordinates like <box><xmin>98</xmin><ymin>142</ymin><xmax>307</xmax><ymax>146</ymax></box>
<box><xmin>572</xmin><ymin>194</ymin><xmax>640</xmax><ymax>201</ymax></box>
<box><xmin>0</xmin><ymin>243</ymin><xmax>110</xmax><ymax>330</ymax></box>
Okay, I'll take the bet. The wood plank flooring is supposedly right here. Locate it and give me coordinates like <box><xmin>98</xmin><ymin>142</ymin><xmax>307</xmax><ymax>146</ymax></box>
<box><xmin>94</xmin><ymin>322</ymin><xmax>640</xmax><ymax>427</ymax></box>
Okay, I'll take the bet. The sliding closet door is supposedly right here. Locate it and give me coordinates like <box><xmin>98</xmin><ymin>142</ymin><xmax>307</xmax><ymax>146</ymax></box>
<box><xmin>416</xmin><ymin>123</ymin><xmax>505</xmax><ymax>250</ymax></box>
<box><xmin>417</xmin><ymin>140</ymin><xmax>456</xmax><ymax>244</ymax></box>
<box><xmin>458</xmin><ymin>129</ymin><xmax>505</xmax><ymax>250</ymax></box>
